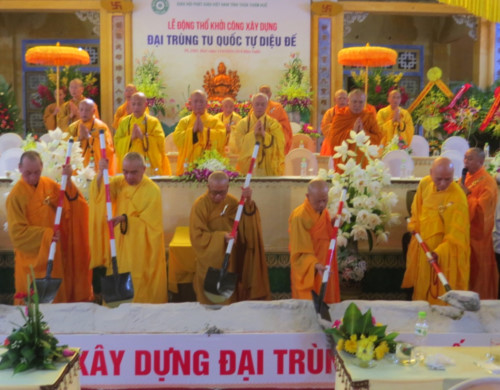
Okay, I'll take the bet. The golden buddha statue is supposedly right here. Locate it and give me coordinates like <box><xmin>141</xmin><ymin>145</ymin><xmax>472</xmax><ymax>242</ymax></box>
<box><xmin>203</xmin><ymin>62</ymin><xmax>240</xmax><ymax>101</ymax></box>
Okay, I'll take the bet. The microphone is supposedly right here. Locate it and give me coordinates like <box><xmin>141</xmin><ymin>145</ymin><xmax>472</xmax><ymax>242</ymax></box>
<box><xmin>461</xmin><ymin>167</ymin><xmax>468</xmax><ymax>183</ymax></box>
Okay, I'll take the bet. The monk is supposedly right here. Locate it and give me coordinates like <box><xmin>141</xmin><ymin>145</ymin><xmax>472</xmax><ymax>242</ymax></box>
<box><xmin>402</xmin><ymin>157</ymin><xmax>470</xmax><ymax>304</ymax></box>
<box><xmin>234</xmin><ymin>93</ymin><xmax>285</xmax><ymax>176</ymax></box>
<box><xmin>112</xmin><ymin>84</ymin><xmax>149</xmax><ymax>131</ymax></box>
<box><xmin>6</xmin><ymin>151</ymin><xmax>92</xmax><ymax>304</ymax></box>
<box><xmin>289</xmin><ymin>179</ymin><xmax>340</xmax><ymax>303</ymax></box>
<box><xmin>214</xmin><ymin>97</ymin><xmax>242</xmax><ymax>154</ymax></box>
<box><xmin>320</xmin><ymin>89</ymin><xmax>348</xmax><ymax>156</ymax></box>
<box><xmin>89</xmin><ymin>152</ymin><xmax>167</xmax><ymax>303</ymax></box>
<box><xmin>189</xmin><ymin>171</ymin><xmax>270</xmax><ymax>304</ymax></box>
<box><xmin>460</xmin><ymin>148</ymin><xmax>499</xmax><ymax>299</ymax></box>
<box><xmin>43</xmin><ymin>88</ymin><xmax>66</xmax><ymax>131</ymax></box>
<box><xmin>376</xmin><ymin>89</ymin><xmax>414</xmax><ymax>147</ymax></box>
<box><xmin>173</xmin><ymin>90</ymin><xmax>226</xmax><ymax>175</ymax></box>
<box><xmin>114</xmin><ymin>92</ymin><xmax>171</xmax><ymax>175</ymax></box>
<box><xmin>57</xmin><ymin>78</ymin><xmax>99</xmax><ymax>131</ymax></box>
<box><xmin>67</xmin><ymin>98</ymin><xmax>115</xmax><ymax>175</ymax></box>
<box><xmin>326</xmin><ymin>89</ymin><xmax>382</xmax><ymax>165</ymax></box>
<box><xmin>259</xmin><ymin>85</ymin><xmax>293</xmax><ymax>154</ymax></box>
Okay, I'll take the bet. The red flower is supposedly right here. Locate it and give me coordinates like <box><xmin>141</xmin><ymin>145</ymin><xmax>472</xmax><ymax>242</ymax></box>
<box><xmin>14</xmin><ymin>292</ymin><xmax>28</xmax><ymax>300</ymax></box>
<box><xmin>63</xmin><ymin>348</ymin><xmax>75</xmax><ymax>357</ymax></box>
<box><xmin>3</xmin><ymin>338</ymin><xmax>10</xmax><ymax>346</ymax></box>
<box><xmin>375</xmin><ymin>85</ymin><xmax>382</xmax><ymax>93</ymax></box>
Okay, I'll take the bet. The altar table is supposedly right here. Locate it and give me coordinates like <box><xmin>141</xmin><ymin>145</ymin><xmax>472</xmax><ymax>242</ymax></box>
<box><xmin>335</xmin><ymin>346</ymin><xmax>500</xmax><ymax>390</ymax></box>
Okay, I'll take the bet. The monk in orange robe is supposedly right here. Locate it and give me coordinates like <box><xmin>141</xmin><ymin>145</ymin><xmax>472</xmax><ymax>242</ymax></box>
<box><xmin>6</xmin><ymin>151</ymin><xmax>92</xmax><ymax>304</ymax></box>
<box><xmin>289</xmin><ymin>179</ymin><xmax>340</xmax><ymax>303</ymax></box>
<box><xmin>57</xmin><ymin>78</ymin><xmax>99</xmax><ymax>131</ymax></box>
<box><xmin>67</xmin><ymin>98</ymin><xmax>115</xmax><ymax>175</ymax></box>
<box><xmin>402</xmin><ymin>157</ymin><xmax>470</xmax><ymax>304</ymax></box>
<box><xmin>259</xmin><ymin>85</ymin><xmax>293</xmax><ymax>154</ymax></box>
<box><xmin>189</xmin><ymin>171</ymin><xmax>270</xmax><ymax>304</ymax></box>
<box><xmin>460</xmin><ymin>148</ymin><xmax>499</xmax><ymax>299</ymax></box>
<box><xmin>326</xmin><ymin>89</ymin><xmax>382</xmax><ymax>168</ymax></box>
<box><xmin>320</xmin><ymin>89</ymin><xmax>348</xmax><ymax>156</ymax></box>
<box><xmin>43</xmin><ymin>88</ymin><xmax>66</xmax><ymax>131</ymax></box>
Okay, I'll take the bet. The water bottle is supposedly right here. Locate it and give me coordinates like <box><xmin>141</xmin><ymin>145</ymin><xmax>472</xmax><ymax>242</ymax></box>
<box><xmin>400</xmin><ymin>159</ymin><xmax>407</xmax><ymax>178</ymax></box>
<box><xmin>484</xmin><ymin>143</ymin><xmax>490</xmax><ymax>158</ymax></box>
<box><xmin>89</xmin><ymin>156</ymin><xmax>95</xmax><ymax>170</ymax></box>
<box><xmin>414</xmin><ymin>311</ymin><xmax>428</xmax><ymax>360</ymax></box>
<box><xmin>183</xmin><ymin>158</ymin><xmax>189</xmax><ymax>172</ymax></box>
<box><xmin>300</xmin><ymin>158</ymin><xmax>307</xmax><ymax>176</ymax></box>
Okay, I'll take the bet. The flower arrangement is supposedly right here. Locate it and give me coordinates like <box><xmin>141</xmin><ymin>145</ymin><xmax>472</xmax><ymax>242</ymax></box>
<box><xmin>299</xmin><ymin>123</ymin><xmax>320</xmax><ymax>138</ymax></box>
<box><xmin>325</xmin><ymin>130</ymin><xmax>399</xmax><ymax>250</ymax></box>
<box><xmin>350</xmin><ymin>68</ymin><xmax>408</xmax><ymax>110</ymax></box>
<box><xmin>325</xmin><ymin>302</ymin><xmax>398</xmax><ymax>363</ymax></box>
<box><xmin>0</xmin><ymin>270</ymin><xmax>75</xmax><ymax>373</ymax></box>
<box><xmin>487</xmin><ymin>150</ymin><xmax>500</xmax><ymax>176</ymax></box>
<box><xmin>178</xmin><ymin>149</ymin><xmax>239</xmax><ymax>182</ymax></box>
<box><xmin>134</xmin><ymin>51</ymin><xmax>167</xmax><ymax>116</ymax></box>
<box><xmin>382</xmin><ymin>135</ymin><xmax>412</xmax><ymax>157</ymax></box>
<box><xmin>0</xmin><ymin>75</ymin><xmax>24</xmax><ymax>134</ymax></box>
<box><xmin>411</xmin><ymin>89</ymin><xmax>450</xmax><ymax>140</ymax></box>
<box><xmin>337</xmin><ymin>249</ymin><xmax>367</xmax><ymax>283</ymax></box>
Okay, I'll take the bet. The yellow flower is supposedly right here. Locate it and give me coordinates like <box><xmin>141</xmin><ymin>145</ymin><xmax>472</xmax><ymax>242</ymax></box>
<box><xmin>344</xmin><ymin>334</ymin><xmax>358</xmax><ymax>354</ymax></box>
<box><xmin>356</xmin><ymin>338</ymin><xmax>374</xmax><ymax>362</ymax></box>
<box><xmin>374</xmin><ymin>341</ymin><xmax>389</xmax><ymax>360</ymax></box>
<box><xmin>336</xmin><ymin>338</ymin><xmax>345</xmax><ymax>352</ymax></box>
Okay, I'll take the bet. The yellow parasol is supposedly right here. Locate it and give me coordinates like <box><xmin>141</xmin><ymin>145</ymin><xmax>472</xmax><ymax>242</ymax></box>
<box><xmin>338</xmin><ymin>43</ymin><xmax>397</xmax><ymax>99</ymax></box>
<box><xmin>25</xmin><ymin>42</ymin><xmax>90</xmax><ymax>110</ymax></box>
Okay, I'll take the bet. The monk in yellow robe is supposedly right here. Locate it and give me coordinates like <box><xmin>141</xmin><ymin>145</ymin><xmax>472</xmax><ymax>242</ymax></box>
<box><xmin>327</xmin><ymin>89</ymin><xmax>382</xmax><ymax>168</ymax></box>
<box><xmin>112</xmin><ymin>84</ymin><xmax>149</xmax><ymax>132</ymax></box>
<box><xmin>189</xmin><ymin>171</ymin><xmax>270</xmax><ymax>304</ymax></box>
<box><xmin>43</xmin><ymin>88</ymin><xmax>66</xmax><ymax>131</ymax></box>
<box><xmin>57</xmin><ymin>78</ymin><xmax>100</xmax><ymax>131</ymax></box>
<box><xmin>320</xmin><ymin>89</ymin><xmax>347</xmax><ymax>156</ymax></box>
<box><xmin>173</xmin><ymin>90</ymin><xmax>226</xmax><ymax>175</ymax></box>
<box><xmin>460</xmin><ymin>148</ymin><xmax>499</xmax><ymax>299</ymax></box>
<box><xmin>259</xmin><ymin>85</ymin><xmax>293</xmax><ymax>154</ymax></box>
<box><xmin>402</xmin><ymin>157</ymin><xmax>470</xmax><ymax>304</ymax></box>
<box><xmin>214</xmin><ymin>97</ymin><xmax>242</xmax><ymax>154</ymax></box>
<box><xmin>6</xmin><ymin>151</ymin><xmax>92</xmax><ymax>304</ymax></box>
<box><xmin>289</xmin><ymin>179</ymin><xmax>340</xmax><ymax>303</ymax></box>
<box><xmin>89</xmin><ymin>152</ymin><xmax>167</xmax><ymax>303</ymax></box>
<box><xmin>376</xmin><ymin>89</ymin><xmax>414</xmax><ymax>147</ymax></box>
<box><xmin>234</xmin><ymin>93</ymin><xmax>285</xmax><ymax>176</ymax></box>
<box><xmin>67</xmin><ymin>99</ymin><xmax>115</xmax><ymax>175</ymax></box>
<box><xmin>114</xmin><ymin>92</ymin><xmax>171</xmax><ymax>176</ymax></box>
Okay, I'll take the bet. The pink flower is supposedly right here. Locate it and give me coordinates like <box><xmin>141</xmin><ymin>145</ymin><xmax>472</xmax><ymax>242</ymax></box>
<box><xmin>332</xmin><ymin>319</ymin><xmax>342</xmax><ymax>329</ymax></box>
<box><xmin>14</xmin><ymin>292</ymin><xmax>28</xmax><ymax>300</ymax></box>
<box><xmin>63</xmin><ymin>348</ymin><xmax>75</xmax><ymax>357</ymax></box>
<box><xmin>3</xmin><ymin>338</ymin><xmax>10</xmax><ymax>346</ymax></box>
<box><xmin>375</xmin><ymin>85</ymin><xmax>382</xmax><ymax>93</ymax></box>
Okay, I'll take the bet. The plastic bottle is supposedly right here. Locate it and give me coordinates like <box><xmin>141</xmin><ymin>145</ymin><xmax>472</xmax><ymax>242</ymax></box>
<box><xmin>183</xmin><ymin>158</ymin><xmax>189</xmax><ymax>172</ymax></box>
<box><xmin>414</xmin><ymin>311</ymin><xmax>428</xmax><ymax>360</ymax></box>
<box><xmin>400</xmin><ymin>159</ymin><xmax>407</xmax><ymax>178</ymax></box>
<box><xmin>88</xmin><ymin>156</ymin><xmax>95</xmax><ymax>170</ymax></box>
<box><xmin>484</xmin><ymin>143</ymin><xmax>490</xmax><ymax>158</ymax></box>
<box><xmin>300</xmin><ymin>158</ymin><xmax>307</xmax><ymax>176</ymax></box>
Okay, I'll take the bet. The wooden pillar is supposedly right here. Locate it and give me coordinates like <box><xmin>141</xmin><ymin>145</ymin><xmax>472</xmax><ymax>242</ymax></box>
<box><xmin>473</xmin><ymin>18</ymin><xmax>496</xmax><ymax>89</ymax></box>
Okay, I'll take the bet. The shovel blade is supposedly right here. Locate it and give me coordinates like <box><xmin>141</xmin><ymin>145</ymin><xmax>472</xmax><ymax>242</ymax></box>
<box><xmin>203</xmin><ymin>267</ymin><xmax>237</xmax><ymax>303</ymax></box>
<box><xmin>439</xmin><ymin>290</ymin><xmax>480</xmax><ymax>312</ymax></box>
<box><xmin>35</xmin><ymin>277</ymin><xmax>62</xmax><ymax>304</ymax></box>
<box><xmin>100</xmin><ymin>272</ymin><xmax>134</xmax><ymax>305</ymax></box>
<box><xmin>311</xmin><ymin>290</ymin><xmax>332</xmax><ymax>322</ymax></box>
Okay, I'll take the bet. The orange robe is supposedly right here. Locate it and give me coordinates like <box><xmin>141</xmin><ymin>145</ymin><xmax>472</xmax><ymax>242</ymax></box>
<box><xmin>189</xmin><ymin>192</ymin><xmax>270</xmax><ymax>304</ymax></box>
<box><xmin>402</xmin><ymin>176</ymin><xmax>470</xmax><ymax>304</ymax></box>
<box><xmin>319</xmin><ymin>106</ymin><xmax>338</xmax><ymax>156</ymax></box>
<box><xmin>266</xmin><ymin>101</ymin><xmax>293</xmax><ymax>154</ymax></box>
<box><xmin>57</xmin><ymin>97</ymin><xmax>100</xmax><ymax>131</ymax></box>
<box><xmin>67</xmin><ymin>117</ymin><xmax>116</xmax><ymax>175</ymax></box>
<box><xmin>463</xmin><ymin>167</ymin><xmax>499</xmax><ymax>299</ymax></box>
<box><xmin>289</xmin><ymin>198</ymin><xmax>340</xmax><ymax>303</ymax></box>
<box><xmin>43</xmin><ymin>102</ymin><xmax>58</xmax><ymax>131</ymax></box>
<box><xmin>6</xmin><ymin>176</ymin><xmax>92</xmax><ymax>304</ymax></box>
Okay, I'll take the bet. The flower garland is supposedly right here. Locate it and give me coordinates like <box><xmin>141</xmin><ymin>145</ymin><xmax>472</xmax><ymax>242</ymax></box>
<box><xmin>299</xmin><ymin>123</ymin><xmax>320</xmax><ymax>138</ymax></box>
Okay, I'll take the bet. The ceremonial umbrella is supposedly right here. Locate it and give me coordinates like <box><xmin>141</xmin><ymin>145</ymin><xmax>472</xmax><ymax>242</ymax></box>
<box><xmin>338</xmin><ymin>43</ymin><xmax>397</xmax><ymax>99</ymax></box>
<box><xmin>25</xmin><ymin>42</ymin><xmax>90</xmax><ymax>109</ymax></box>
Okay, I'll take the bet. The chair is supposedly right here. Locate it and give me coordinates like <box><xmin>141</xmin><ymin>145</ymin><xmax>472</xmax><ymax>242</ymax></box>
<box><xmin>442</xmin><ymin>136</ymin><xmax>469</xmax><ymax>157</ymax></box>
<box><xmin>410</xmin><ymin>135</ymin><xmax>429</xmax><ymax>157</ymax></box>
<box><xmin>0</xmin><ymin>147</ymin><xmax>23</xmax><ymax>177</ymax></box>
<box><xmin>441</xmin><ymin>149</ymin><xmax>464</xmax><ymax>179</ymax></box>
<box><xmin>381</xmin><ymin>150</ymin><xmax>414</xmax><ymax>178</ymax></box>
<box><xmin>290</xmin><ymin>122</ymin><xmax>302</xmax><ymax>134</ymax></box>
<box><xmin>0</xmin><ymin>132</ymin><xmax>23</xmax><ymax>154</ymax></box>
<box><xmin>284</xmin><ymin>148</ymin><xmax>318</xmax><ymax>176</ymax></box>
<box><xmin>39</xmin><ymin>133</ymin><xmax>53</xmax><ymax>143</ymax></box>
<box><xmin>449</xmin><ymin>377</ymin><xmax>500</xmax><ymax>390</ymax></box>
<box><xmin>164</xmin><ymin>133</ymin><xmax>178</xmax><ymax>154</ymax></box>
<box><xmin>290</xmin><ymin>133</ymin><xmax>315</xmax><ymax>152</ymax></box>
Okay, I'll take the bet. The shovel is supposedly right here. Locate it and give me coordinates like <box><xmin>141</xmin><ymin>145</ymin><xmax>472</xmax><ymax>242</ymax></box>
<box><xmin>36</xmin><ymin>138</ymin><xmax>74</xmax><ymax>303</ymax></box>
<box><xmin>312</xmin><ymin>187</ymin><xmax>347</xmax><ymax>321</ymax></box>
<box><xmin>204</xmin><ymin>142</ymin><xmax>260</xmax><ymax>303</ymax></box>
<box><xmin>98</xmin><ymin>129</ymin><xmax>134</xmax><ymax>306</ymax></box>
<box><xmin>408</xmin><ymin>218</ymin><xmax>480</xmax><ymax>312</ymax></box>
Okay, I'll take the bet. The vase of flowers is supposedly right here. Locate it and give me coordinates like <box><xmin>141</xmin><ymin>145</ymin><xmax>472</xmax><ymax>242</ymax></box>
<box><xmin>325</xmin><ymin>302</ymin><xmax>398</xmax><ymax>367</ymax></box>
<box><xmin>177</xmin><ymin>149</ymin><xmax>239</xmax><ymax>182</ymax></box>
<box><xmin>0</xmin><ymin>75</ymin><xmax>24</xmax><ymax>134</ymax></box>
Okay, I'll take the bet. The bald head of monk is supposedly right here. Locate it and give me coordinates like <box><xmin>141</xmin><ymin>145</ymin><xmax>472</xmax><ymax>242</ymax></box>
<box><xmin>190</xmin><ymin>90</ymin><xmax>208</xmax><ymax>116</ymax></box>
<box><xmin>464</xmin><ymin>147</ymin><xmax>485</xmax><ymax>175</ymax></box>
<box><xmin>306</xmin><ymin>179</ymin><xmax>330</xmax><ymax>214</ymax></box>
<box><xmin>19</xmin><ymin>151</ymin><xmax>43</xmax><ymax>187</ymax></box>
<box><xmin>259</xmin><ymin>85</ymin><xmax>272</xmax><ymax>99</ymax></box>
<box><xmin>348</xmin><ymin>89</ymin><xmax>366</xmax><ymax>115</ymax></box>
<box><xmin>334</xmin><ymin>89</ymin><xmax>348</xmax><ymax>109</ymax></box>
<box><xmin>130</xmin><ymin>92</ymin><xmax>148</xmax><ymax>118</ymax></box>
<box><xmin>207</xmin><ymin>171</ymin><xmax>229</xmax><ymax>204</ymax></box>
<box><xmin>430</xmin><ymin>157</ymin><xmax>455</xmax><ymax>191</ymax></box>
<box><xmin>122</xmin><ymin>152</ymin><xmax>146</xmax><ymax>186</ymax></box>
<box><xmin>79</xmin><ymin>98</ymin><xmax>96</xmax><ymax>122</ymax></box>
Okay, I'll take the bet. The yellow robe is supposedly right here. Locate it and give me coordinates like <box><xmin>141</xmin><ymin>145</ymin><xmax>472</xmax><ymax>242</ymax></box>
<box><xmin>402</xmin><ymin>176</ymin><xmax>470</xmax><ymax>304</ymax></box>
<box><xmin>173</xmin><ymin>112</ymin><xmax>226</xmax><ymax>175</ymax></box>
<box><xmin>6</xmin><ymin>176</ymin><xmax>92</xmax><ymax>304</ymax></box>
<box><xmin>43</xmin><ymin>102</ymin><xmax>58</xmax><ymax>131</ymax></box>
<box><xmin>113</xmin><ymin>102</ymin><xmax>149</xmax><ymax>130</ymax></box>
<box><xmin>114</xmin><ymin>113</ymin><xmax>171</xmax><ymax>175</ymax></box>
<box><xmin>189</xmin><ymin>192</ymin><xmax>270</xmax><ymax>304</ymax></box>
<box><xmin>214</xmin><ymin>111</ymin><xmax>242</xmax><ymax>154</ymax></box>
<box><xmin>234</xmin><ymin>113</ymin><xmax>285</xmax><ymax>176</ymax></box>
<box><xmin>289</xmin><ymin>198</ymin><xmax>340</xmax><ymax>303</ymax></box>
<box><xmin>376</xmin><ymin>105</ymin><xmax>415</xmax><ymax>147</ymax></box>
<box><xmin>266</xmin><ymin>100</ymin><xmax>293</xmax><ymax>154</ymax></box>
<box><xmin>67</xmin><ymin>117</ymin><xmax>116</xmax><ymax>175</ymax></box>
<box><xmin>463</xmin><ymin>167</ymin><xmax>499</xmax><ymax>299</ymax></box>
<box><xmin>57</xmin><ymin>97</ymin><xmax>100</xmax><ymax>131</ymax></box>
<box><xmin>89</xmin><ymin>175</ymin><xmax>167</xmax><ymax>303</ymax></box>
